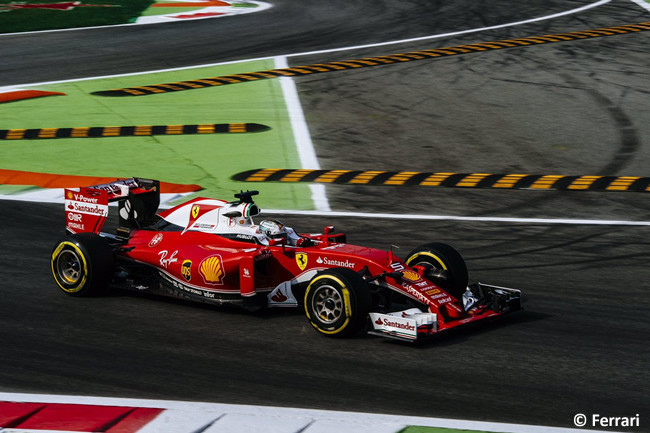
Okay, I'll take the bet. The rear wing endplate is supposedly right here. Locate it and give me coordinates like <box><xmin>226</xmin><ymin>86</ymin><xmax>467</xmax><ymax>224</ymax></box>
<box><xmin>65</xmin><ymin>178</ymin><xmax>160</xmax><ymax>235</ymax></box>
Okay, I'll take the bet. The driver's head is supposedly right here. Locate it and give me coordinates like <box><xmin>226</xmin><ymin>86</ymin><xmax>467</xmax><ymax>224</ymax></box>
<box><xmin>259</xmin><ymin>219</ymin><xmax>286</xmax><ymax>239</ymax></box>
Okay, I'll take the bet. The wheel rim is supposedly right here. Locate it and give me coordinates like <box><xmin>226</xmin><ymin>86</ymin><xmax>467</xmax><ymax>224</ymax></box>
<box><xmin>57</xmin><ymin>249</ymin><xmax>82</xmax><ymax>284</ymax></box>
<box><xmin>413</xmin><ymin>260</ymin><xmax>439</xmax><ymax>276</ymax></box>
<box><xmin>312</xmin><ymin>284</ymin><xmax>343</xmax><ymax>324</ymax></box>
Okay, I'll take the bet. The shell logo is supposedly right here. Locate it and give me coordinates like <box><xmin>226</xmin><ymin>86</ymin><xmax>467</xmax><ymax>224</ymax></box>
<box><xmin>66</xmin><ymin>191</ymin><xmax>73</xmax><ymax>199</ymax></box>
<box><xmin>402</xmin><ymin>270</ymin><xmax>421</xmax><ymax>282</ymax></box>
<box><xmin>199</xmin><ymin>254</ymin><xmax>225</xmax><ymax>285</ymax></box>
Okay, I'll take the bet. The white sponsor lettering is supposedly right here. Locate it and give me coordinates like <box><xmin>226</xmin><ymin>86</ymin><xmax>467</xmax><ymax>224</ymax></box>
<box><xmin>322</xmin><ymin>243</ymin><xmax>345</xmax><ymax>250</ymax></box>
<box><xmin>369</xmin><ymin>312</ymin><xmax>419</xmax><ymax>339</ymax></box>
<box><xmin>93</xmin><ymin>179</ymin><xmax>138</xmax><ymax>198</ymax></box>
<box><xmin>67</xmin><ymin>213</ymin><xmax>83</xmax><ymax>222</ymax></box>
<box><xmin>67</xmin><ymin>222</ymin><xmax>85</xmax><ymax>231</ymax></box>
<box><xmin>67</xmin><ymin>200</ymin><xmax>108</xmax><ymax>217</ymax></box>
<box><xmin>192</xmin><ymin>223</ymin><xmax>216</xmax><ymax>229</ymax></box>
<box><xmin>73</xmin><ymin>193</ymin><xmax>99</xmax><ymax>204</ymax></box>
<box><xmin>158</xmin><ymin>250</ymin><xmax>178</xmax><ymax>268</ymax></box>
<box><xmin>401</xmin><ymin>284</ymin><xmax>430</xmax><ymax>304</ymax></box>
<box><xmin>74</xmin><ymin>203</ymin><xmax>106</xmax><ymax>215</ymax></box>
<box><xmin>316</xmin><ymin>256</ymin><xmax>355</xmax><ymax>269</ymax></box>
<box><xmin>159</xmin><ymin>271</ymin><xmax>217</xmax><ymax>298</ymax></box>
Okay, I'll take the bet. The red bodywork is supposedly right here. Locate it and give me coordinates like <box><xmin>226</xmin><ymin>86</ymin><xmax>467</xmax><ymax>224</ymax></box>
<box><xmin>61</xmin><ymin>178</ymin><xmax>521</xmax><ymax>340</ymax></box>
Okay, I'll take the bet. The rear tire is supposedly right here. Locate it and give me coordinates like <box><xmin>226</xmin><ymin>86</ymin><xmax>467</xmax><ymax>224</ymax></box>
<box><xmin>405</xmin><ymin>242</ymin><xmax>468</xmax><ymax>299</ymax></box>
<box><xmin>304</xmin><ymin>268</ymin><xmax>371</xmax><ymax>338</ymax></box>
<box><xmin>51</xmin><ymin>233</ymin><xmax>114</xmax><ymax>296</ymax></box>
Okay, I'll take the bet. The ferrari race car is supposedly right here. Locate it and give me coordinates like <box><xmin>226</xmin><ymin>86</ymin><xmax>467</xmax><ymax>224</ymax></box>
<box><xmin>51</xmin><ymin>178</ymin><xmax>521</xmax><ymax>342</ymax></box>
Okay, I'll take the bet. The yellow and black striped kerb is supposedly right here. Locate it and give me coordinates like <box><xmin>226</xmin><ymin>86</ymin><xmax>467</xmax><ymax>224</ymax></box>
<box><xmin>92</xmin><ymin>22</ymin><xmax>650</xmax><ymax>97</ymax></box>
<box><xmin>0</xmin><ymin>123</ymin><xmax>269</xmax><ymax>140</ymax></box>
<box><xmin>232</xmin><ymin>169</ymin><xmax>650</xmax><ymax>192</ymax></box>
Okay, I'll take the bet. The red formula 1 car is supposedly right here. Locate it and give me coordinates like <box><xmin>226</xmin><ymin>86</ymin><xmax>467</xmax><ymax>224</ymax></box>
<box><xmin>51</xmin><ymin>178</ymin><xmax>521</xmax><ymax>341</ymax></box>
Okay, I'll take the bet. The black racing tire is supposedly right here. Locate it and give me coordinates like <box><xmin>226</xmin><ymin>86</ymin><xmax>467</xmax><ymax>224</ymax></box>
<box><xmin>405</xmin><ymin>242</ymin><xmax>468</xmax><ymax>299</ymax></box>
<box><xmin>51</xmin><ymin>232</ymin><xmax>114</xmax><ymax>297</ymax></box>
<box><xmin>304</xmin><ymin>267</ymin><xmax>371</xmax><ymax>338</ymax></box>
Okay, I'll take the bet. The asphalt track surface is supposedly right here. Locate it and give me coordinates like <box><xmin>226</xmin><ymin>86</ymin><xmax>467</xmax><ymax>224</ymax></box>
<box><xmin>1</xmin><ymin>0</ymin><xmax>650</xmax><ymax>430</ymax></box>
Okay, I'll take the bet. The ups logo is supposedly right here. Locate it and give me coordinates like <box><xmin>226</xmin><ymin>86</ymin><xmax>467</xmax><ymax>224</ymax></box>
<box><xmin>181</xmin><ymin>260</ymin><xmax>192</xmax><ymax>282</ymax></box>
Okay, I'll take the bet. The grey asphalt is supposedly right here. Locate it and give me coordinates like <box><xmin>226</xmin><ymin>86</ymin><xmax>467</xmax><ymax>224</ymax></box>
<box><xmin>1</xmin><ymin>0</ymin><xmax>649</xmax><ymax>430</ymax></box>
<box><xmin>1</xmin><ymin>202</ymin><xmax>649</xmax><ymax>430</ymax></box>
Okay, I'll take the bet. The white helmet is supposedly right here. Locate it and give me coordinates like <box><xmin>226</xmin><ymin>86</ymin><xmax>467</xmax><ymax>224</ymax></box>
<box><xmin>259</xmin><ymin>219</ymin><xmax>287</xmax><ymax>239</ymax></box>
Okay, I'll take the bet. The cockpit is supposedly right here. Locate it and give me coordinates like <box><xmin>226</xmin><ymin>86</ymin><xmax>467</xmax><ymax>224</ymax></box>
<box><xmin>153</xmin><ymin>190</ymin><xmax>312</xmax><ymax>247</ymax></box>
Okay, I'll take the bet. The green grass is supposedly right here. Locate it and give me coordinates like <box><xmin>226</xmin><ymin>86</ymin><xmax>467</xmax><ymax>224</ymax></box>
<box><xmin>140</xmin><ymin>6</ymin><xmax>198</xmax><ymax>16</ymax></box>
<box><xmin>0</xmin><ymin>60</ymin><xmax>314</xmax><ymax>210</ymax></box>
<box><xmin>140</xmin><ymin>1</ymin><xmax>259</xmax><ymax>17</ymax></box>
<box><xmin>0</xmin><ymin>0</ymin><xmax>153</xmax><ymax>33</ymax></box>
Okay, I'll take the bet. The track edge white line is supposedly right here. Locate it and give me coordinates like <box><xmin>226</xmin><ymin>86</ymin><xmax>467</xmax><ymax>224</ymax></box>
<box><xmin>274</xmin><ymin>56</ymin><xmax>331</xmax><ymax>212</ymax></box>
<box><xmin>626</xmin><ymin>0</ymin><xmax>650</xmax><ymax>12</ymax></box>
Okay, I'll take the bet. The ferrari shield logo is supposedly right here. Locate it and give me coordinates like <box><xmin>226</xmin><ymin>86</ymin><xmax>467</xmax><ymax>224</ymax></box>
<box><xmin>191</xmin><ymin>205</ymin><xmax>200</xmax><ymax>219</ymax></box>
<box><xmin>296</xmin><ymin>253</ymin><xmax>308</xmax><ymax>271</ymax></box>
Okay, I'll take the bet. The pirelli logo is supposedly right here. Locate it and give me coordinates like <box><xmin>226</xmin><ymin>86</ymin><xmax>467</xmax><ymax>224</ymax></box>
<box><xmin>0</xmin><ymin>123</ymin><xmax>269</xmax><ymax>140</ymax></box>
<box><xmin>231</xmin><ymin>169</ymin><xmax>650</xmax><ymax>192</ymax></box>
<box><xmin>91</xmin><ymin>22</ymin><xmax>650</xmax><ymax>97</ymax></box>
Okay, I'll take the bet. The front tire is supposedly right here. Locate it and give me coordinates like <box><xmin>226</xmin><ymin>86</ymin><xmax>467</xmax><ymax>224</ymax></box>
<box><xmin>304</xmin><ymin>268</ymin><xmax>371</xmax><ymax>338</ymax></box>
<box><xmin>51</xmin><ymin>233</ymin><xmax>114</xmax><ymax>296</ymax></box>
<box><xmin>405</xmin><ymin>242</ymin><xmax>468</xmax><ymax>299</ymax></box>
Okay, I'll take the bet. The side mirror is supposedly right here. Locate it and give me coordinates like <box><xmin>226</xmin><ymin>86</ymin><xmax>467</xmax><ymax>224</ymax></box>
<box><xmin>323</xmin><ymin>225</ymin><xmax>335</xmax><ymax>234</ymax></box>
<box><xmin>223</xmin><ymin>211</ymin><xmax>242</xmax><ymax>218</ymax></box>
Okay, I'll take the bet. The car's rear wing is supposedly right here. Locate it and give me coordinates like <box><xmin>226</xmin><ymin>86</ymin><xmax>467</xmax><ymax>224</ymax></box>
<box><xmin>65</xmin><ymin>178</ymin><xmax>160</xmax><ymax>235</ymax></box>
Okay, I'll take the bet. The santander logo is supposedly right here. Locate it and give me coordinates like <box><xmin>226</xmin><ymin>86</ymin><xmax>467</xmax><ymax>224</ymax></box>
<box><xmin>316</xmin><ymin>256</ymin><xmax>355</xmax><ymax>269</ymax></box>
<box><xmin>381</xmin><ymin>318</ymin><xmax>415</xmax><ymax>331</ymax></box>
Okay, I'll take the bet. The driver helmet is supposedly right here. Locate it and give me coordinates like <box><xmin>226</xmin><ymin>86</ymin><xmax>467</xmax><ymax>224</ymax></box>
<box><xmin>259</xmin><ymin>219</ymin><xmax>287</xmax><ymax>240</ymax></box>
